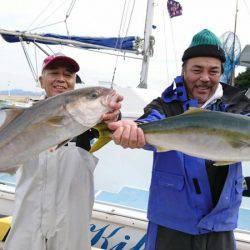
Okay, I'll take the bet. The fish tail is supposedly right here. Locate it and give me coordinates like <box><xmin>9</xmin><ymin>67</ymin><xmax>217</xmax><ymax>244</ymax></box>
<box><xmin>89</xmin><ymin>123</ymin><xmax>112</xmax><ymax>153</ymax></box>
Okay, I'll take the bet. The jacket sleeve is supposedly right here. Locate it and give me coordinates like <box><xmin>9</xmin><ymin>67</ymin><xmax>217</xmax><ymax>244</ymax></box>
<box><xmin>135</xmin><ymin>97</ymin><xmax>167</xmax><ymax>152</ymax></box>
<box><xmin>76</xmin><ymin>129</ymin><xmax>98</xmax><ymax>151</ymax></box>
<box><xmin>136</xmin><ymin>97</ymin><xmax>166</xmax><ymax>123</ymax></box>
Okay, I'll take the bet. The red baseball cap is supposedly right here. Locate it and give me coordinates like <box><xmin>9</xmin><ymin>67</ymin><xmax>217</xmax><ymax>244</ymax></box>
<box><xmin>42</xmin><ymin>53</ymin><xmax>80</xmax><ymax>72</ymax></box>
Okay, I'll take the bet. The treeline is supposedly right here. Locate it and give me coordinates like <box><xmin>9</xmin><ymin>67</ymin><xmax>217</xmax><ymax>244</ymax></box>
<box><xmin>235</xmin><ymin>68</ymin><xmax>250</xmax><ymax>91</ymax></box>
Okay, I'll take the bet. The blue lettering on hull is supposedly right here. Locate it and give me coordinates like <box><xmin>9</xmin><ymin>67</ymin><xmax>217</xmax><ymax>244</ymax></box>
<box><xmin>90</xmin><ymin>224</ymin><xmax>146</xmax><ymax>249</ymax></box>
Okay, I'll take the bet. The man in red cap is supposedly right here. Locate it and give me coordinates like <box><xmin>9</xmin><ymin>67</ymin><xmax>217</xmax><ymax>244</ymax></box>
<box><xmin>3</xmin><ymin>53</ymin><xmax>123</xmax><ymax>250</ymax></box>
<box><xmin>40</xmin><ymin>53</ymin><xmax>80</xmax><ymax>97</ymax></box>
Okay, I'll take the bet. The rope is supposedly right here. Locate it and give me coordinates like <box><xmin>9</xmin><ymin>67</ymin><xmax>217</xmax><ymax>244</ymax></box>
<box><xmin>33</xmin><ymin>42</ymin><xmax>51</xmax><ymax>56</ymax></box>
<box><xmin>29</xmin><ymin>20</ymin><xmax>65</xmax><ymax>32</ymax></box>
<box><xmin>66</xmin><ymin>0</ymin><xmax>77</xmax><ymax>17</ymax></box>
<box><xmin>26</xmin><ymin>0</ymin><xmax>56</xmax><ymax>31</ymax></box>
<box><xmin>29</xmin><ymin>0</ymin><xmax>68</xmax><ymax>32</ymax></box>
<box><xmin>84</xmin><ymin>48</ymin><xmax>143</xmax><ymax>60</ymax></box>
<box><xmin>169</xmin><ymin>18</ymin><xmax>178</xmax><ymax>75</ymax></box>
<box><xmin>20</xmin><ymin>38</ymin><xmax>38</xmax><ymax>84</ymax></box>
<box><xmin>111</xmin><ymin>0</ymin><xmax>136</xmax><ymax>88</ymax></box>
<box><xmin>124</xmin><ymin>0</ymin><xmax>136</xmax><ymax>37</ymax></box>
<box><xmin>64</xmin><ymin>0</ymin><xmax>77</xmax><ymax>36</ymax></box>
<box><xmin>110</xmin><ymin>0</ymin><xmax>128</xmax><ymax>88</ymax></box>
<box><xmin>162</xmin><ymin>0</ymin><xmax>170</xmax><ymax>84</ymax></box>
<box><xmin>28</xmin><ymin>0</ymin><xmax>77</xmax><ymax>39</ymax></box>
<box><xmin>243</xmin><ymin>0</ymin><xmax>250</xmax><ymax>16</ymax></box>
<box><xmin>34</xmin><ymin>46</ymin><xmax>38</xmax><ymax>79</ymax></box>
<box><xmin>64</xmin><ymin>20</ymin><xmax>70</xmax><ymax>37</ymax></box>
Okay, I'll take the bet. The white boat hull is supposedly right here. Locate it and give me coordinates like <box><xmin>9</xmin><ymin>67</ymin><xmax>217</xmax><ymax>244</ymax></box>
<box><xmin>0</xmin><ymin>187</ymin><xmax>249</xmax><ymax>250</ymax></box>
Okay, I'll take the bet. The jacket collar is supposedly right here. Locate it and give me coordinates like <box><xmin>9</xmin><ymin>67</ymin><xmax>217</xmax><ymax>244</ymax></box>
<box><xmin>162</xmin><ymin>76</ymin><xmax>224</xmax><ymax>107</ymax></box>
<box><xmin>162</xmin><ymin>76</ymin><xmax>188</xmax><ymax>103</ymax></box>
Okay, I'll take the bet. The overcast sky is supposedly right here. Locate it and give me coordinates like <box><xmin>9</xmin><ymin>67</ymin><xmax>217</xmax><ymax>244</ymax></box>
<box><xmin>0</xmin><ymin>0</ymin><xmax>249</xmax><ymax>92</ymax></box>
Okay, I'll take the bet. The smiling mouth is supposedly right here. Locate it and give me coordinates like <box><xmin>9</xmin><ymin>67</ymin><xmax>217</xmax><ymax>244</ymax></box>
<box><xmin>197</xmin><ymin>87</ymin><xmax>209</xmax><ymax>91</ymax></box>
<box><xmin>195</xmin><ymin>83</ymin><xmax>212</xmax><ymax>89</ymax></box>
<box><xmin>53</xmin><ymin>85</ymin><xmax>67</xmax><ymax>90</ymax></box>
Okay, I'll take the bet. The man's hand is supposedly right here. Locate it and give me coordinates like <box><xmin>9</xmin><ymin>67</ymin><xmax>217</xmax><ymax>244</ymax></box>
<box><xmin>108</xmin><ymin>120</ymin><xmax>146</xmax><ymax>149</ymax></box>
<box><xmin>102</xmin><ymin>94</ymin><xmax>123</xmax><ymax>123</ymax></box>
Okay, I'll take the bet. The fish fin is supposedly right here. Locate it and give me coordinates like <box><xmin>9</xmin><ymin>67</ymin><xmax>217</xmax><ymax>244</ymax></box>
<box><xmin>0</xmin><ymin>108</ymin><xmax>25</xmax><ymax>131</ymax></box>
<box><xmin>182</xmin><ymin>107</ymin><xmax>210</xmax><ymax>115</ymax></box>
<box><xmin>228</xmin><ymin>139</ymin><xmax>249</xmax><ymax>149</ymax></box>
<box><xmin>55</xmin><ymin>139</ymin><xmax>72</xmax><ymax>149</ymax></box>
<box><xmin>46</xmin><ymin>116</ymin><xmax>65</xmax><ymax>127</ymax></box>
<box><xmin>89</xmin><ymin>123</ymin><xmax>111</xmax><ymax>153</ymax></box>
<box><xmin>156</xmin><ymin>146</ymin><xmax>169</xmax><ymax>152</ymax></box>
<box><xmin>213</xmin><ymin>161</ymin><xmax>238</xmax><ymax>166</ymax></box>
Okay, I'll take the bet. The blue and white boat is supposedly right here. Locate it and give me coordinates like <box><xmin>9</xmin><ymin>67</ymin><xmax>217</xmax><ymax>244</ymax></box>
<box><xmin>0</xmin><ymin>1</ymin><xmax>249</xmax><ymax>249</ymax></box>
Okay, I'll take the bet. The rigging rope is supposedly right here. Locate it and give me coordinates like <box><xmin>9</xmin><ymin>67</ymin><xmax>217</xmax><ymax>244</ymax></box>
<box><xmin>169</xmin><ymin>18</ymin><xmax>178</xmax><ymax>75</ymax></box>
<box><xmin>33</xmin><ymin>42</ymin><xmax>51</xmax><ymax>56</ymax></box>
<box><xmin>66</xmin><ymin>0</ymin><xmax>77</xmax><ymax>18</ymax></box>
<box><xmin>64</xmin><ymin>0</ymin><xmax>77</xmax><ymax>36</ymax></box>
<box><xmin>26</xmin><ymin>0</ymin><xmax>56</xmax><ymax>32</ymax></box>
<box><xmin>111</xmin><ymin>0</ymin><xmax>136</xmax><ymax>88</ymax></box>
<box><xmin>64</xmin><ymin>20</ymin><xmax>70</xmax><ymax>37</ymax></box>
<box><xmin>20</xmin><ymin>38</ymin><xmax>38</xmax><ymax>84</ymax></box>
<box><xmin>110</xmin><ymin>0</ymin><xmax>128</xmax><ymax>88</ymax></box>
<box><xmin>34</xmin><ymin>46</ymin><xmax>38</xmax><ymax>80</ymax></box>
<box><xmin>162</xmin><ymin>0</ymin><xmax>170</xmax><ymax>84</ymax></box>
<box><xmin>29</xmin><ymin>0</ymin><xmax>68</xmax><ymax>32</ymax></box>
<box><xmin>243</xmin><ymin>0</ymin><xmax>250</xmax><ymax>16</ymax></box>
<box><xmin>28</xmin><ymin>0</ymin><xmax>76</xmax><ymax>39</ymax></box>
<box><xmin>29</xmin><ymin>20</ymin><xmax>65</xmax><ymax>32</ymax></box>
<box><xmin>80</xmin><ymin>48</ymin><xmax>142</xmax><ymax>60</ymax></box>
<box><xmin>124</xmin><ymin>0</ymin><xmax>136</xmax><ymax>38</ymax></box>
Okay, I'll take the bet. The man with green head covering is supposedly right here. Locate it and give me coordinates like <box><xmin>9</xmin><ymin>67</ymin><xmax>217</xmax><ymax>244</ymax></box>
<box><xmin>107</xmin><ymin>29</ymin><xmax>250</xmax><ymax>250</ymax></box>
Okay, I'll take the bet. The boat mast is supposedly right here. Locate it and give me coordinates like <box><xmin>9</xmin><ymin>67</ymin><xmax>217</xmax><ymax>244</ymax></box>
<box><xmin>138</xmin><ymin>0</ymin><xmax>155</xmax><ymax>89</ymax></box>
<box><xmin>230</xmin><ymin>0</ymin><xmax>239</xmax><ymax>86</ymax></box>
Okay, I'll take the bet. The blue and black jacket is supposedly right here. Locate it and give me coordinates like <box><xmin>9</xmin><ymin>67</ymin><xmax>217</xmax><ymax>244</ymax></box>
<box><xmin>138</xmin><ymin>76</ymin><xmax>250</xmax><ymax>235</ymax></box>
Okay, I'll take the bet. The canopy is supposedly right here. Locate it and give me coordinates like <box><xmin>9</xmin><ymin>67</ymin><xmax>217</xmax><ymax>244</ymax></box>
<box><xmin>240</xmin><ymin>45</ymin><xmax>250</xmax><ymax>67</ymax></box>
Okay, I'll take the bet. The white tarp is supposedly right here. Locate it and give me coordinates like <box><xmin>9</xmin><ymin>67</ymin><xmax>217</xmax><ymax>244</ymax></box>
<box><xmin>240</xmin><ymin>45</ymin><xmax>250</xmax><ymax>67</ymax></box>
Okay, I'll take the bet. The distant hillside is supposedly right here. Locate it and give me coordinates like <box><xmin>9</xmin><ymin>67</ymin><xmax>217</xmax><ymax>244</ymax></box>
<box><xmin>0</xmin><ymin>89</ymin><xmax>43</xmax><ymax>96</ymax></box>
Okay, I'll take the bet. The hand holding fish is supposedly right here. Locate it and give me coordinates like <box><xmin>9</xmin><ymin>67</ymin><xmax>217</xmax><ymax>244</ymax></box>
<box><xmin>102</xmin><ymin>94</ymin><xmax>123</xmax><ymax>123</ymax></box>
<box><xmin>92</xmin><ymin>108</ymin><xmax>250</xmax><ymax>165</ymax></box>
<box><xmin>108</xmin><ymin>120</ymin><xmax>146</xmax><ymax>149</ymax></box>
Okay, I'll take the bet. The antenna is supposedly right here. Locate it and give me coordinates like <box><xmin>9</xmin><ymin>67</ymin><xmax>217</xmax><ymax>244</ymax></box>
<box><xmin>230</xmin><ymin>0</ymin><xmax>239</xmax><ymax>85</ymax></box>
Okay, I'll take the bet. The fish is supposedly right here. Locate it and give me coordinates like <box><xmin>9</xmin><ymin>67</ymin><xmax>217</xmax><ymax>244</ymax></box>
<box><xmin>0</xmin><ymin>86</ymin><xmax>118</xmax><ymax>172</ymax></box>
<box><xmin>90</xmin><ymin>108</ymin><xmax>250</xmax><ymax>165</ymax></box>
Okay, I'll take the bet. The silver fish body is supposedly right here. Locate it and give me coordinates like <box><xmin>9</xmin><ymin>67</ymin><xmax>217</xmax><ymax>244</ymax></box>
<box><xmin>0</xmin><ymin>87</ymin><xmax>117</xmax><ymax>171</ymax></box>
<box><xmin>140</xmin><ymin>109</ymin><xmax>250</xmax><ymax>163</ymax></box>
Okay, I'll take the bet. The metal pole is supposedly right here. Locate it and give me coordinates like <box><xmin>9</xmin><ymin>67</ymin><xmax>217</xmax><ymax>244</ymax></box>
<box><xmin>230</xmin><ymin>0</ymin><xmax>239</xmax><ymax>86</ymax></box>
<box><xmin>138</xmin><ymin>0</ymin><xmax>155</xmax><ymax>89</ymax></box>
<box><xmin>8</xmin><ymin>81</ymin><xmax>11</xmax><ymax>96</ymax></box>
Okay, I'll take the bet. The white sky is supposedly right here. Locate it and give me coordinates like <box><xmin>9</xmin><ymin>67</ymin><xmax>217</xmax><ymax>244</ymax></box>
<box><xmin>0</xmin><ymin>0</ymin><xmax>249</xmax><ymax>92</ymax></box>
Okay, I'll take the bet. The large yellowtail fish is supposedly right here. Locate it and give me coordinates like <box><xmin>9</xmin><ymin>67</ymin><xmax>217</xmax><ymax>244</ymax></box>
<box><xmin>0</xmin><ymin>87</ymin><xmax>118</xmax><ymax>172</ymax></box>
<box><xmin>91</xmin><ymin>108</ymin><xmax>250</xmax><ymax>165</ymax></box>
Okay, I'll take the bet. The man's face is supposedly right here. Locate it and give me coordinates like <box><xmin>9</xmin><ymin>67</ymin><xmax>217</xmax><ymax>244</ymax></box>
<box><xmin>183</xmin><ymin>57</ymin><xmax>222</xmax><ymax>107</ymax></box>
<box><xmin>39</xmin><ymin>62</ymin><xmax>76</xmax><ymax>97</ymax></box>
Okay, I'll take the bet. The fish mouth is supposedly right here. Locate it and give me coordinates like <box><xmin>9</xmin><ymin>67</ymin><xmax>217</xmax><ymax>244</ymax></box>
<box><xmin>103</xmin><ymin>90</ymin><xmax>119</xmax><ymax>106</ymax></box>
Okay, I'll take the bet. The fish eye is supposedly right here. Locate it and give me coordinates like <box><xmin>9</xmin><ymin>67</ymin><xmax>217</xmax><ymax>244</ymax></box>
<box><xmin>88</xmin><ymin>91</ymin><xmax>99</xmax><ymax>99</ymax></box>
